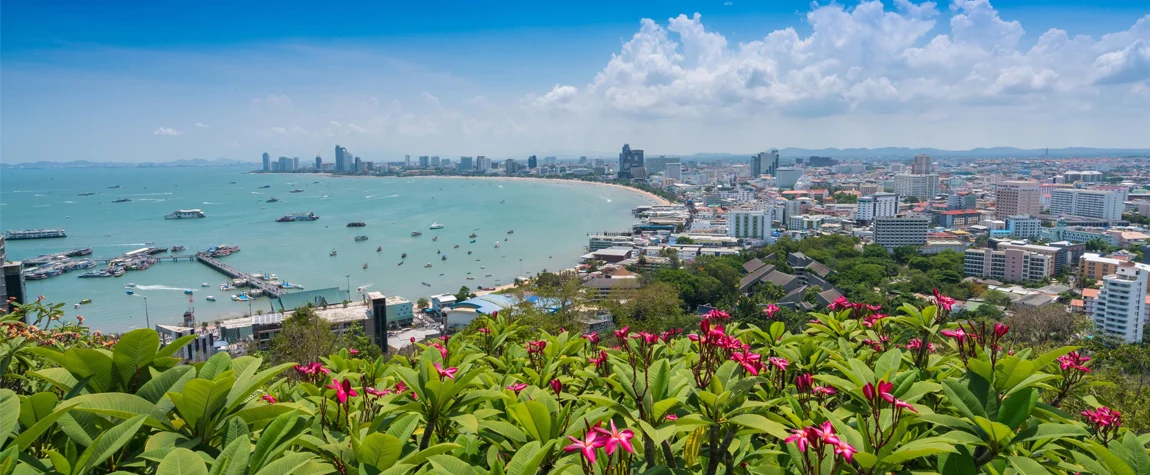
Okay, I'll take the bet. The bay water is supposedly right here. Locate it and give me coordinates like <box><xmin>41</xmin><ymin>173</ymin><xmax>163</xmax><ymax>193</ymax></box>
<box><xmin>0</xmin><ymin>167</ymin><xmax>655</xmax><ymax>332</ymax></box>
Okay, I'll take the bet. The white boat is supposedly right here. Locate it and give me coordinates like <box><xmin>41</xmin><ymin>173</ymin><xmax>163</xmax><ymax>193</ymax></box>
<box><xmin>495</xmin><ymin>242</ymin><xmax>501</xmax><ymax>248</ymax></box>
<box><xmin>430</xmin><ymin>222</ymin><xmax>444</xmax><ymax>229</ymax></box>
<box><xmin>201</xmin><ymin>283</ymin><xmax>209</xmax><ymax>287</ymax></box>
<box><xmin>165</xmin><ymin>209</ymin><xmax>206</xmax><ymax>219</ymax></box>
<box><xmin>206</xmin><ymin>296</ymin><xmax>217</xmax><ymax>302</ymax></box>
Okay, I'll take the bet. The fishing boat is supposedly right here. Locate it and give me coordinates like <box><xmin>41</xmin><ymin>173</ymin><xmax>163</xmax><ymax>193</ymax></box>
<box><xmin>354</xmin><ymin>235</ymin><xmax>369</xmax><ymax>242</ymax></box>
<box><xmin>347</xmin><ymin>222</ymin><xmax>366</xmax><ymax>227</ymax></box>
<box><xmin>466</xmin><ymin>277</ymin><xmax>474</xmax><ymax>280</ymax></box>
<box><xmin>424</xmin><ymin>263</ymin><xmax>432</xmax><ymax>268</ymax></box>
<box><xmin>422</xmin><ymin>282</ymin><xmax>431</xmax><ymax>286</ymax></box>
<box><xmin>469</xmin><ymin>233</ymin><xmax>477</xmax><ymax>238</ymax></box>
<box><xmin>258</xmin><ymin>185</ymin><xmax>271</xmax><ymax>189</ymax></box>
<box><xmin>377</xmin><ymin>246</ymin><xmax>383</xmax><ymax>252</ymax></box>
<box><xmin>437</xmin><ymin>250</ymin><xmax>441</xmax><ymax>254</ymax></box>
<box><xmin>289</xmin><ymin>189</ymin><xmax>304</xmax><ymax>193</ymax></box>
<box><xmin>430</xmin><ymin>222</ymin><xmax>444</xmax><ymax>229</ymax></box>
<box><xmin>79</xmin><ymin>299</ymin><xmax>92</xmax><ymax>304</ymax></box>
<box><xmin>266</xmin><ymin>197</ymin><xmax>279</xmax><ymax>203</ymax></box>
<box><xmin>79</xmin><ymin>192</ymin><xmax>96</xmax><ymax>196</ymax></box>
<box><xmin>398</xmin><ymin>261</ymin><xmax>404</xmax><ymax>266</ymax></box>
<box><xmin>401</xmin><ymin>253</ymin><xmax>407</xmax><ymax>258</ymax></box>
<box><xmin>441</xmin><ymin>255</ymin><xmax>447</xmax><ymax>261</ymax></box>
<box><xmin>432</xmin><ymin>236</ymin><xmax>439</xmax><ymax>241</ymax></box>
<box><xmin>171</xmin><ymin>246</ymin><xmax>186</xmax><ymax>252</ymax></box>
<box><xmin>507</xmin><ymin>230</ymin><xmax>514</xmax><ymax>234</ymax></box>
<box><xmin>411</xmin><ymin>231</ymin><xmax>422</xmax><ymax>237</ymax></box>
<box><xmin>108</xmin><ymin>185</ymin><xmax>121</xmax><ymax>189</ymax></box>
<box><xmin>112</xmin><ymin>198</ymin><xmax>132</xmax><ymax>203</ymax></box>
<box><xmin>206</xmin><ymin>296</ymin><xmax>217</xmax><ymax>302</ymax></box>
<box><xmin>467</xmin><ymin>250</ymin><xmax>472</xmax><ymax>254</ymax></box>
<box><xmin>330</xmin><ymin>250</ymin><xmax>338</xmax><ymax>256</ymax></box>
<box><xmin>363</xmin><ymin>263</ymin><xmax>369</xmax><ymax>269</ymax></box>
<box><xmin>453</xmin><ymin>244</ymin><xmax>459</xmax><ymax>248</ymax></box>
<box><xmin>165</xmin><ymin>209</ymin><xmax>206</xmax><ymax>219</ymax></box>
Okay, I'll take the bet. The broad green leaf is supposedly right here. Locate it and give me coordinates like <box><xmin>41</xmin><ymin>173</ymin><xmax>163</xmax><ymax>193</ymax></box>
<box><xmin>1008</xmin><ymin>455</ymin><xmax>1052</xmax><ymax>474</ymax></box>
<box><xmin>252</xmin><ymin>452</ymin><xmax>316</xmax><ymax>475</ymax></box>
<box><xmin>1011</xmin><ymin>423</ymin><xmax>1089</xmax><ymax>444</ymax></box>
<box><xmin>19</xmin><ymin>391</ymin><xmax>58</xmax><ymax>429</ymax></box>
<box><xmin>727</xmin><ymin>414</ymin><xmax>789</xmax><ymax>439</ymax></box>
<box><xmin>356</xmin><ymin>433</ymin><xmax>403</xmax><ymax>469</ymax></box>
<box><xmin>137</xmin><ymin>366</ymin><xmax>195</xmax><ymax>404</ymax></box>
<box><xmin>112</xmin><ymin>328</ymin><xmax>160</xmax><ymax>392</ymax></box>
<box><xmin>157</xmin><ymin>448</ymin><xmax>208</xmax><ymax>475</ymax></box>
<box><xmin>427</xmin><ymin>455</ymin><xmax>478</xmax><ymax>475</ymax></box>
<box><xmin>505</xmin><ymin>440</ymin><xmax>550</xmax><ymax>475</ymax></box>
<box><xmin>250</xmin><ymin>410</ymin><xmax>302</xmax><ymax>471</ymax></box>
<box><xmin>199</xmin><ymin>352</ymin><xmax>232</xmax><ymax>380</ymax></box>
<box><xmin>997</xmin><ymin>388</ymin><xmax>1037</xmax><ymax>430</ymax></box>
<box><xmin>157</xmin><ymin>334</ymin><xmax>198</xmax><ymax>359</ymax></box>
<box><xmin>0</xmin><ymin>389</ymin><xmax>18</xmax><ymax>447</ymax></box>
<box><xmin>398</xmin><ymin>443</ymin><xmax>462</xmax><ymax>466</ymax></box>
<box><xmin>874</xmin><ymin>349</ymin><xmax>902</xmax><ymax>381</ymax></box>
<box><xmin>209</xmin><ymin>433</ymin><xmax>250</xmax><ymax>475</ymax></box>
<box><xmin>62</xmin><ymin>349</ymin><xmax>114</xmax><ymax>392</ymax></box>
<box><xmin>941</xmin><ymin>379</ymin><xmax>986</xmax><ymax>420</ymax></box>
<box><xmin>68</xmin><ymin>392</ymin><xmax>169</xmax><ymax>428</ymax></box>
<box><xmin>11</xmin><ymin>400</ymin><xmax>81</xmax><ymax>450</ymax></box>
<box><xmin>72</xmin><ymin>415</ymin><xmax>147</xmax><ymax>475</ymax></box>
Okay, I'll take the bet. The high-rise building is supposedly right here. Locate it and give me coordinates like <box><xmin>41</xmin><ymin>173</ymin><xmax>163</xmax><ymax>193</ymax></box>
<box><xmin>459</xmin><ymin>157</ymin><xmax>473</xmax><ymax>172</ymax></box>
<box><xmin>1064</xmin><ymin>171</ymin><xmax>1104</xmax><ymax>183</ymax></box>
<box><xmin>893</xmin><ymin>174</ymin><xmax>939</xmax><ymax>200</ymax></box>
<box><xmin>419</xmin><ymin>156</ymin><xmax>430</xmax><ymax>168</ymax></box>
<box><xmin>504</xmin><ymin>159</ymin><xmax>519</xmax><ymax>174</ymax></box>
<box><xmin>963</xmin><ymin>247</ymin><xmax>1055</xmax><ymax>283</ymax></box>
<box><xmin>873</xmin><ymin>215</ymin><xmax>930</xmax><ymax>250</ymax></box>
<box><xmin>855</xmin><ymin>192</ymin><xmax>899</xmax><ymax>223</ymax></box>
<box><xmin>1092</xmin><ymin>262</ymin><xmax>1148</xmax><ymax>343</ymax></box>
<box><xmin>994</xmin><ymin>181</ymin><xmax>1041</xmax><ymax>219</ymax></box>
<box><xmin>618</xmin><ymin>144</ymin><xmax>644</xmax><ymax>179</ymax></box>
<box><xmin>293</xmin><ymin>157</ymin><xmax>299</xmax><ymax>170</ymax></box>
<box><xmin>775</xmin><ymin>167</ymin><xmax>803</xmax><ymax>189</ymax></box>
<box><xmin>947</xmin><ymin>192</ymin><xmax>977</xmax><ymax>210</ymax></box>
<box><xmin>476</xmin><ymin>156</ymin><xmax>489</xmax><ymax>171</ymax></box>
<box><xmin>751</xmin><ymin>149</ymin><xmax>779</xmax><ymax>178</ymax></box>
<box><xmin>1049</xmin><ymin>189</ymin><xmax>1124</xmax><ymax>220</ymax></box>
<box><xmin>666</xmin><ymin>163</ymin><xmax>682</xmax><ymax>181</ymax></box>
<box><xmin>727</xmin><ymin>209</ymin><xmax>772</xmax><ymax>243</ymax></box>
<box><xmin>543</xmin><ymin>156</ymin><xmax>557</xmax><ymax>167</ymax></box>
<box><xmin>405</xmin><ymin>155</ymin><xmax>411</xmax><ymax>167</ymax></box>
<box><xmin>354</xmin><ymin>157</ymin><xmax>362</xmax><ymax>172</ymax></box>
<box><xmin>528</xmin><ymin>155</ymin><xmax>538</xmax><ymax>169</ymax></box>
<box><xmin>315</xmin><ymin>156</ymin><xmax>322</xmax><ymax>170</ymax></box>
<box><xmin>335</xmin><ymin>145</ymin><xmax>350</xmax><ymax>172</ymax></box>
<box><xmin>278</xmin><ymin>156</ymin><xmax>295</xmax><ymax>171</ymax></box>
<box><xmin>912</xmin><ymin>154</ymin><xmax>931</xmax><ymax>175</ymax></box>
<box><xmin>646</xmin><ymin>156</ymin><xmax>678</xmax><ymax>175</ymax></box>
<box><xmin>430</xmin><ymin>156</ymin><xmax>440</xmax><ymax>167</ymax></box>
<box><xmin>262</xmin><ymin>152</ymin><xmax>271</xmax><ymax>171</ymax></box>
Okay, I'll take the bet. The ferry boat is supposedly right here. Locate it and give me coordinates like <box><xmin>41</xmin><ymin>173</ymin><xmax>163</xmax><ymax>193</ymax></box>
<box><xmin>411</xmin><ymin>231</ymin><xmax>423</xmax><ymax>237</ymax></box>
<box><xmin>171</xmin><ymin>246</ymin><xmax>186</xmax><ymax>252</ymax></box>
<box><xmin>5</xmin><ymin>228</ymin><xmax>67</xmax><ymax>240</ymax></box>
<box><xmin>354</xmin><ymin>235</ymin><xmax>369</xmax><ymax>242</ymax></box>
<box><xmin>112</xmin><ymin>198</ymin><xmax>132</xmax><ymax>203</ymax></box>
<box><xmin>430</xmin><ymin>222</ymin><xmax>444</xmax><ymax>229</ymax></box>
<box><xmin>347</xmin><ymin>222</ymin><xmax>366</xmax><ymax>227</ymax></box>
<box><xmin>165</xmin><ymin>209</ymin><xmax>206</xmax><ymax>219</ymax></box>
<box><xmin>276</xmin><ymin>212</ymin><xmax>319</xmax><ymax>222</ymax></box>
<box><xmin>266</xmin><ymin>197</ymin><xmax>279</xmax><ymax>203</ymax></box>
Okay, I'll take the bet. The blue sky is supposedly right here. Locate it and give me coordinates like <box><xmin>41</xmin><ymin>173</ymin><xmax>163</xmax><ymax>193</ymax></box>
<box><xmin>2</xmin><ymin>0</ymin><xmax>1148</xmax><ymax>162</ymax></box>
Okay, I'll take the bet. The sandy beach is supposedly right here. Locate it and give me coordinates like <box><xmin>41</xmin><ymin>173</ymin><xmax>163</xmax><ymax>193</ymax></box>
<box><xmin>335</xmin><ymin>174</ymin><xmax>673</xmax><ymax>206</ymax></box>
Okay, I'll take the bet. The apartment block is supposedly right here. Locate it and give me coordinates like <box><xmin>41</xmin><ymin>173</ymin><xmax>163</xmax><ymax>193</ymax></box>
<box><xmin>964</xmin><ymin>247</ymin><xmax>1055</xmax><ymax>283</ymax></box>
<box><xmin>1091</xmin><ymin>262</ymin><xmax>1148</xmax><ymax>343</ymax></box>
<box><xmin>1049</xmin><ymin>189</ymin><xmax>1124</xmax><ymax>220</ymax></box>
<box><xmin>994</xmin><ymin>181</ymin><xmax>1041</xmax><ymax>219</ymax></box>
<box><xmin>874</xmin><ymin>215</ymin><xmax>930</xmax><ymax>250</ymax></box>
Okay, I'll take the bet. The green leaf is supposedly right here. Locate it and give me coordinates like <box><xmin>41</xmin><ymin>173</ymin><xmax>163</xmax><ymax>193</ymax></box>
<box><xmin>997</xmin><ymin>388</ymin><xmax>1037</xmax><ymax>430</ymax></box>
<box><xmin>727</xmin><ymin>414</ymin><xmax>789</xmax><ymax>439</ymax></box>
<box><xmin>941</xmin><ymin>379</ymin><xmax>986</xmax><ymax>420</ymax></box>
<box><xmin>427</xmin><ymin>455</ymin><xmax>478</xmax><ymax>475</ymax></box>
<box><xmin>209</xmin><ymin>433</ymin><xmax>250</xmax><ymax>475</ymax></box>
<box><xmin>112</xmin><ymin>329</ymin><xmax>160</xmax><ymax>392</ymax></box>
<box><xmin>879</xmin><ymin>439</ymin><xmax>956</xmax><ymax>467</ymax></box>
<box><xmin>1011</xmin><ymin>423</ymin><xmax>1089</xmax><ymax>444</ymax></box>
<box><xmin>157</xmin><ymin>448</ymin><xmax>209</xmax><ymax>475</ymax></box>
<box><xmin>252</xmin><ymin>452</ymin><xmax>317</xmax><ymax>475</ymax></box>
<box><xmin>68</xmin><ymin>392</ymin><xmax>169</xmax><ymax>428</ymax></box>
<box><xmin>157</xmin><ymin>334</ymin><xmax>198</xmax><ymax>359</ymax></box>
<box><xmin>250</xmin><ymin>410</ymin><xmax>302</xmax><ymax>471</ymax></box>
<box><xmin>137</xmin><ymin>366</ymin><xmax>195</xmax><ymax>405</ymax></box>
<box><xmin>61</xmin><ymin>349</ymin><xmax>115</xmax><ymax>392</ymax></box>
<box><xmin>19</xmin><ymin>391</ymin><xmax>58</xmax><ymax>429</ymax></box>
<box><xmin>398</xmin><ymin>443</ymin><xmax>462</xmax><ymax>466</ymax></box>
<box><xmin>505</xmin><ymin>441</ymin><xmax>550</xmax><ymax>475</ymax></box>
<box><xmin>874</xmin><ymin>348</ymin><xmax>902</xmax><ymax>381</ymax></box>
<box><xmin>72</xmin><ymin>415</ymin><xmax>147</xmax><ymax>475</ymax></box>
<box><xmin>198</xmin><ymin>352</ymin><xmax>232</xmax><ymax>380</ymax></box>
<box><xmin>0</xmin><ymin>389</ymin><xmax>18</xmax><ymax>447</ymax></box>
<box><xmin>170</xmin><ymin>375</ymin><xmax>234</xmax><ymax>436</ymax></box>
<box><xmin>356</xmin><ymin>433</ymin><xmax>403</xmax><ymax>469</ymax></box>
<box><xmin>1008</xmin><ymin>455</ymin><xmax>1052</xmax><ymax>474</ymax></box>
<box><xmin>11</xmin><ymin>400</ymin><xmax>81</xmax><ymax>450</ymax></box>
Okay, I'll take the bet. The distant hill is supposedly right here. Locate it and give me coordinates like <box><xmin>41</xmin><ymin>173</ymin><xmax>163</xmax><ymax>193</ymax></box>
<box><xmin>678</xmin><ymin>147</ymin><xmax>1150</xmax><ymax>161</ymax></box>
<box><xmin>1</xmin><ymin>158</ymin><xmax>255</xmax><ymax>168</ymax></box>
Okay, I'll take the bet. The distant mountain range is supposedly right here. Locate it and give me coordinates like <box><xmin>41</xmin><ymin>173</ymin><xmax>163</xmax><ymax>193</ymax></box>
<box><xmin>0</xmin><ymin>158</ymin><xmax>254</xmax><ymax>169</ymax></box>
<box><xmin>678</xmin><ymin>147</ymin><xmax>1150</xmax><ymax>161</ymax></box>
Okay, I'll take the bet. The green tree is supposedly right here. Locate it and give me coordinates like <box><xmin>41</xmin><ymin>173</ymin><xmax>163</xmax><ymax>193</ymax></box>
<box><xmin>416</xmin><ymin>297</ymin><xmax>429</xmax><ymax>311</ymax></box>
<box><xmin>455</xmin><ymin>286</ymin><xmax>474</xmax><ymax>303</ymax></box>
<box><xmin>267</xmin><ymin>305</ymin><xmax>340</xmax><ymax>365</ymax></box>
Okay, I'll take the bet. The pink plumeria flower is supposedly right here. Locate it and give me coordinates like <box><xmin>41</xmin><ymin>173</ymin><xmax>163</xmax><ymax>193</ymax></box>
<box><xmin>434</xmin><ymin>362</ymin><xmax>458</xmax><ymax>380</ymax></box>
<box><xmin>594</xmin><ymin>420</ymin><xmax>636</xmax><ymax>455</ymax></box>
<box><xmin>564</xmin><ymin>431</ymin><xmax>606</xmax><ymax>464</ymax></box>
<box><xmin>506</xmin><ymin>382</ymin><xmax>529</xmax><ymax>394</ymax></box>
<box><xmin>261</xmin><ymin>394</ymin><xmax>276</xmax><ymax>403</ymax></box>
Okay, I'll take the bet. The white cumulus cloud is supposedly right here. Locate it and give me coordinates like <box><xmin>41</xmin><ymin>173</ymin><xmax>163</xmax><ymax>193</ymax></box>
<box><xmin>194</xmin><ymin>122</ymin><xmax>210</xmax><ymax>128</ymax></box>
<box><xmin>152</xmin><ymin>127</ymin><xmax>182</xmax><ymax>136</ymax></box>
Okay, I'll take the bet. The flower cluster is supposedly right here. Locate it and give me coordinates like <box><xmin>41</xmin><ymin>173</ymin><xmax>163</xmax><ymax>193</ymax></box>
<box><xmin>564</xmin><ymin>421</ymin><xmax>635</xmax><ymax>473</ymax></box>
<box><xmin>1057</xmin><ymin>351</ymin><xmax>1091</xmax><ymax>374</ymax></box>
<box><xmin>1082</xmin><ymin>406</ymin><xmax>1122</xmax><ymax>443</ymax></box>
<box><xmin>785</xmin><ymin>421</ymin><xmax>857</xmax><ymax>473</ymax></box>
<box><xmin>293</xmin><ymin>362</ymin><xmax>330</xmax><ymax>384</ymax></box>
<box><xmin>940</xmin><ymin>322</ymin><xmax>1010</xmax><ymax>365</ymax></box>
<box><xmin>526</xmin><ymin>339</ymin><xmax>547</xmax><ymax>368</ymax></box>
<box><xmin>689</xmin><ymin>316</ymin><xmax>745</xmax><ymax>388</ymax></box>
<box><xmin>862</xmin><ymin>379</ymin><xmax>917</xmax><ymax>449</ymax></box>
<box><xmin>762</xmin><ymin>303</ymin><xmax>780</xmax><ymax>319</ymax></box>
<box><xmin>903</xmin><ymin>338</ymin><xmax>935</xmax><ymax>353</ymax></box>
<box><xmin>433</xmin><ymin>362</ymin><xmax>458</xmax><ymax>380</ymax></box>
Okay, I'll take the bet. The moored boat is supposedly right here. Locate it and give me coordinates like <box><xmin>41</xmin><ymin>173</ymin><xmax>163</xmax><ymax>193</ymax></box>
<box><xmin>430</xmin><ymin>222</ymin><xmax>444</xmax><ymax>229</ymax></box>
<box><xmin>411</xmin><ymin>231</ymin><xmax>422</xmax><ymax>237</ymax></box>
<box><xmin>354</xmin><ymin>235</ymin><xmax>369</xmax><ymax>242</ymax></box>
<box><xmin>165</xmin><ymin>209</ymin><xmax>206</xmax><ymax>219</ymax></box>
<box><xmin>347</xmin><ymin>222</ymin><xmax>366</xmax><ymax>227</ymax></box>
<box><xmin>276</xmin><ymin>212</ymin><xmax>319</xmax><ymax>222</ymax></box>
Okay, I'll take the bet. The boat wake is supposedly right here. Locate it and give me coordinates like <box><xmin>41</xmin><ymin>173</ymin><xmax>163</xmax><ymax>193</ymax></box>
<box><xmin>134</xmin><ymin>285</ymin><xmax>188</xmax><ymax>291</ymax></box>
<box><xmin>35</xmin><ymin>194</ymin><xmax>47</xmax><ymax>197</ymax></box>
<box><xmin>202</xmin><ymin>201</ymin><xmax>221</xmax><ymax>205</ymax></box>
<box><xmin>251</xmin><ymin>191</ymin><xmax>263</xmax><ymax>194</ymax></box>
<box><xmin>34</xmin><ymin>204</ymin><xmax>51</xmax><ymax>208</ymax></box>
<box><xmin>137</xmin><ymin>198</ymin><xmax>166</xmax><ymax>202</ymax></box>
<box><xmin>64</xmin><ymin>201</ymin><xmax>74</xmax><ymax>204</ymax></box>
<box><xmin>126</xmin><ymin>192</ymin><xmax>175</xmax><ymax>196</ymax></box>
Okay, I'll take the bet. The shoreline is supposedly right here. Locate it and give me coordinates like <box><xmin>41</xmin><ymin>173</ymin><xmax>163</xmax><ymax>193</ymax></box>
<box><xmin>328</xmin><ymin>174</ymin><xmax>672</xmax><ymax>206</ymax></box>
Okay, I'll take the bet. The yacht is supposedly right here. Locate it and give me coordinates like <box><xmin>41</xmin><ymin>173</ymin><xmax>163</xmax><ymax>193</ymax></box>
<box><xmin>495</xmin><ymin>242</ymin><xmax>501</xmax><ymax>248</ymax></box>
<box><xmin>430</xmin><ymin>222</ymin><xmax>444</xmax><ymax>229</ymax></box>
<box><xmin>165</xmin><ymin>209</ymin><xmax>206</xmax><ymax>219</ymax></box>
<box><xmin>201</xmin><ymin>283</ymin><xmax>210</xmax><ymax>287</ymax></box>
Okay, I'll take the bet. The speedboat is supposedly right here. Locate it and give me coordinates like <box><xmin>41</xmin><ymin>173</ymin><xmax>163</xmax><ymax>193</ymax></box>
<box><xmin>201</xmin><ymin>283</ymin><xmax>209</xmax><ymax>287</ymax></box>
<box><xmin>495</xmin><ymin>242</ymin><xmax>501</xmax><ymax>248</ymax></box>
<box><xmin>377</xmin><ymin>246</ymin><xmax>382</xmax><ymax>252</ymax></box>
<box><xmin>424</xmin><ymin>263</ymin><xmax>432</xmax><ymax>268</ymax></box>
<box><xmin>80</xmin><ymin>299</ymin><xmax>92</xmax><ymax>304</ymax></box>
<box><xmin>401</xmin><ymin>253</ymin><xmax>407</xmax><ymax>259</ymax></box>
<box><xmin>430</xmin><ymin>222</ymin><xmax>444</xmax><ymax>229</ymax></box>
<box><xmin>433</xmin><ymin>236</ymin><xmax>439</xmax><ymax>241</ymax></box>
<box><xmin>330</xmin><ymin>250</ymin><xmax>338</xmax><ymax>256</ymax></box>
<box><xmin>467</xmin><ymin>250</ymin><xmax>472</xmax><ymax>254</ymax></box>
<box><xmin>441</xmin><ymin>255</ymin><xmax>447</xmax><ymax>261</ymax></box>
<box><xmin>454</xmin><ymin>244</ymin><xmax>459</xmax><ymax>248</ymax></box>
<box><xmin>469</xmin><ymin>240</ymin><xmax>476</xmax><ymax>243</ymax></box>
<box><xmin>398</xmin><ymin>261</ymin><xmax>403</xmax><ymax>266</ymax></box>
<box><xmin>183</xmin><ymin>289</ymin><xmax>193</xmax><ymax>295</ymax></box>
<box><xmin>422</xmin><ymin>282</ymin><xmax>431</xmax><ymax>286</ymax></box>
<box><xmin>437</xmin><ymin>250</ymin><xmax>441</xmax><ymax>254</ymax></box>
<box><xmin>206</xmin><ymin>296</ymin><xmax>217</xmax><ymax>302</ymax></box>
<box><xmin>411</xmin><ymin>231</ymin><xmax>422</xmax><ymax>237</ymax></box>
<box><xmin>363</xmin><ymin>263</ymin><xmax>369</xmax><ymax>269</ymax></box>
<box><xmin>125</xmin><ymin>290</ymin><xmax>134</xmax><ymax>295</ymax></box>
<box><xmin>507</xmin><ymin>230</ymin><xmax>514</xmax><ymax>234</ymax></box>
<box><xmin>124</xmin><ymin>283</ymin><xmax>137</xmax><ymax>288</ymax></box>
<box><xmin>266</xmin><ymin>197</ymin><xmax>279</xmax><ymax>203</ymax></box>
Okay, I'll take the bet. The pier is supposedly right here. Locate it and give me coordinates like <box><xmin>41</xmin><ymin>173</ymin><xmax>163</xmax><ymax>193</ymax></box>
<box><xmin>195</xmin><ymin>253</ymin><xmax>285</xmax><ymax>298</ymax></box>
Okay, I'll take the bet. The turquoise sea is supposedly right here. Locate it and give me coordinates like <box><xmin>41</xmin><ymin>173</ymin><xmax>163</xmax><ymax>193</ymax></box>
<box><xmin>0</xmin><ymin>167</ymin><xmax>656</xmax><ymax>332</ymax></box>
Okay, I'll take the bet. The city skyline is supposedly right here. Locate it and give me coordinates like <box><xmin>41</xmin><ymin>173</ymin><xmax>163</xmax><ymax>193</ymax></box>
<box><xmin>2</xmin><ymin>0</ymin><xmax>1149</xmax><ymax>162</ymax></box>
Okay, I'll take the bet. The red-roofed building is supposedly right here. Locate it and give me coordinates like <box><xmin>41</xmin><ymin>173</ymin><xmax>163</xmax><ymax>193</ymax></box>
<box><xmin>936</xmin><ymin>209</ymin><xmax>982</xmax><ymax>229</ymax></box>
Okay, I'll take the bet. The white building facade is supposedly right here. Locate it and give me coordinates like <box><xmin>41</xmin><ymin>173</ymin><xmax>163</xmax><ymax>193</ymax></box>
<box><xmin>727</xmin><ymin>209</ymin><xmax>772</xmax><ymax>244</ymax></box>
<box><xmin>1092</xmin><ymin>263</ymin><xmax>1148</xmax><ymax>343</ymax></box>
<box><xmin>1049</xmin><ymin>189</ymin><xmax>1124</xmax><ymax>220</ymax></box>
